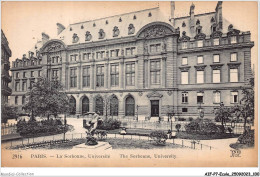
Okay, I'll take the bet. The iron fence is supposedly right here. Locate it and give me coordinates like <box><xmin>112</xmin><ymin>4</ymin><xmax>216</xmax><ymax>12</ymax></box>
<box><xmin>1</xmin><ymin>123</ymin><xmax>17</xmax><ymax>136</ymax></box>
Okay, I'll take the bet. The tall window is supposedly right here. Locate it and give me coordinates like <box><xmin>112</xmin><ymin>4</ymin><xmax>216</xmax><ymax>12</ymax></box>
<box><xmin>197</xmin><ymin>56</ymin><xmax>204</xmax><ymax>64</ymax></box>
<box><xmin>231</xmin><ymin>91</ymin><xmax>238</xmax><ymax>103</ymax></box>
<box><xmin>231</xmin><ymin>36</ymin><xmax>237</xmax><ymax>44</ymax></box>
<box><xmin>70</xmin><ymin>68</ymin><xmax>77</xmax><ymax>88</ymax></box>
<box><xmin>182</xmin><ymin>42</ymin><xmax>188</xmax><ymax>49</ymax></box>
<box><xmin>69</xmin><ymin>96</ymin><xmax>76</xmax><ymax>115</ymax></box>
<box><xmin>38</xmin><ymin>70</ymin><xmax>41</xmax><ymax>77</ymax></box>
<box><xmin>15</xmin><ymin>81</ymin><xmax>20</xmax><ymax>91</ymax></box>
<box><xmin>213</xmin><ymin>91</ymin><xmax>221</xmax><ymax>103</ymax></box>
<box><xmin>15</xmin><ymin>96</ymin><xmax>18</xmax><ymax>105</ymax></box>
<box><xmin>110</xmin><ymin>95</ymin><xmax>118</xmax><ymax>116</ymax></box>
<box><xmin>22</xmin><ymin>81</ymin><xmax>27</xmax><ymax>91</ymax></box>
<box><xmin>197</xmin><ymin>71</ymin><xmax>204</xmax><ymax>83</ymax></box>
<box><xmin>182</xmin><ymin>92</ymin><xmax>188</xmax><ymax>103</ymax></box>
<box><xmin>182</xmin><ymin>57</ymin><xmax>188</xmax><ymax>65</ymax></box>
<box><xmin>126</xmin><ymin>47</ymin><xmax>136</xmax><ymax>56</ymax></box>
<box><xmin>31</xmin><ymin>71</ymin><xmax>34</xmax><ymax>77</ymax></box>
<box><xmin>82</xmin><ymin>97</ymin><xmax>89</xmax><ymax>114</ymax></box>
<box><xmin>111</xmin><ymin>64</ymin><xmax>119</xmax><ymax>87</ymax></box>
<box><xmin>96</xmin><ymin>51</ymin><xmax>105</xmax><ymax>59</ymax></box>
<box><xmin>150</xmin><ymin>44</ymin><xmax>161</xmax><ymax>53</ymax></box>
<box><xmin>70</xmin><ymin>54</ymin><xmax>78</xmax><ymax>61</ymax></box>
<box><xmin>125</xmin><ymin>95</ymin><xmax>135</xmax><ymax>116</ymax></box>
<box><xmin>213</xmin><ymin>54</ymin><xmax>220</xmax><ymax>63</ymax></box>
<box><xmin>126</xmin><ymin>63</ymin><xmax>135</xmax><ymax>86</ymax></box>
<box><xmin>95</xmin><ymin>96</ymin><xmax>104</xmax><ymax>115</ymax></box>
<box><xmin>150</xmin><ymin>60</ymin><xmax>161</xmax><ymax>84</ymax></box>
<box><xmin>23</xmin><ymin>72</ymin><xmax>26</xmax><ymax>78</ymax></box>
<box><xmin>197</xmin><ymin>40</ymin><xmax>203</xmax><ymax>47</ymax></box>
<box><xmin>213</xmin><ymin>38</ymin><xmax>219</xmax><ymax>46</ymax></box>
<box><xmin>111</xmin><ymin>50</ymin><xmax>119</xmax><ymax>57</ymax></box>
<box><xmin>52</xmin><ymin>70</ymin><xmax>58</xmax><ymax>80</ymax></box>
<box><xmin>22</xmin><ymin>95</ymin><xmax>26</xmax><ymax>105</ymax></box>
<box><xmin>83</xmin><ymin>53</ymin><xmax>91</xmax><ymax>60</ymax></box>
<box><xmin>82</xmin><ymin>66</ymin><xmax>90</xmax><ymax>87</ymax></box>
<box><xmin>213</xmin><ymin>69</ymin><xmax>221</xmax><ymax>83</ymax></box>
<box><xmin>231</xmin><ymin>53</ymin><xmax>237</xmax><ymax>62</ymax></box>
<box><xmin>16</xmin><ymin>72</ymin><xmax>19</xmax><ymax>78</ymax></box>
<box><xmin>230</xmin><ymin>68</ymin><xmax>238</xmax><ymax>82</ymax></box>
<box><xmin>197</xmin><ymin>92</ymin><xmax>204</xmax><ymax>103</ymax></box>
<box><xmin>181</xmin><ymin>71</ymin><xmax>188</xmax><ymax>84</ymax></box>
<box><xmin>96</xmin><ymin>65</ymin><xmax>104</xmax><ymax>87</ymax></box>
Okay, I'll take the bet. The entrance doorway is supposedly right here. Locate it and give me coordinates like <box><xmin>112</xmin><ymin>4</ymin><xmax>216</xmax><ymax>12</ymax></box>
<box><xmin>151</xmin><ymin>100</ymin><xmax>159</xmax><ymax>117</ymax></box>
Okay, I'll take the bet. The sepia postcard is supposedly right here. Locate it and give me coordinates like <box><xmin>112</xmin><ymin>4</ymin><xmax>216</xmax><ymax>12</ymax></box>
<box><xmin>1</xmin><ymin>1</ymin><xmax>258</xmax><ymax>170</ymax></box>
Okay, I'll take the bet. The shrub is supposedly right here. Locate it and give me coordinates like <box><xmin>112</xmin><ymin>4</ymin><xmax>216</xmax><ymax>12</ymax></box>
<box><xmin>97</xmin><ymin>118</ymin><xmax>121</xmax><ymax>130</ymax></box>
<box><xmin>188</xmin><ymin>117</ymin><xmax>193</xmax><ymax>121</ymax></box>
<box><xmin>149</xmin><ymin>130</ymin><xmax>168</xmax><ymax>145</ymax></box>
<box><xmin>185</xmin><ymin>118</ymin><xmax>220</xmax><ymax>134</ymax></box>
<box><xmin>238</xmin><ymin>129</ymin><xmax>254</xmax><ymax>145</ymax></box>
<box><xmin>178</xmin><ymin>118</ymin><xmax>186</xmax><ymax>121</ymax></box>
<box><xmin>227</xmin><ymin>127</ymin><xmax>233</xmax><ymax>134</ymax></box>
<box><xmin>185</xmin><ymin>121</ymin><xmax>200</xmax><ymax>133</ymax></box>
<box><xmin>175</xmin><ymin>124</ymin><xmax>181</xmax><ymax>132</ymax></box>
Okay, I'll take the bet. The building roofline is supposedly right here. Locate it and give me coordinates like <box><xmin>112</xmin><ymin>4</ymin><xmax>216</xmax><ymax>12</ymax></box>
<box><xmin>70</xmin><ymin>7</ymin><xmax>159</xmax><ymax>26</ymax></box>
<box><xmin>175</xmin><ymin>11</ymin><xmax>216</xmax><ymax>20</ymax></box>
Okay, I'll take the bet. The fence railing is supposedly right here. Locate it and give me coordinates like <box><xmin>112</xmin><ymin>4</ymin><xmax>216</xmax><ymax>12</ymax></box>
<box><xmin>1</xmin><ymin>123</ymin><xmax>17</xmax><ymax>136</ymax></box>
<box><xmin>3</xmin><ymin>132</ymin><xmax>215</xmax><ymax>151</ymax></box>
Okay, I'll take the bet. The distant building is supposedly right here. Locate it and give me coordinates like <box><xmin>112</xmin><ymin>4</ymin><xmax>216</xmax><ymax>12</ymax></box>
<box><xmin>1</xmin><ymin>30</ymin><xmax>12</xmax><ymax>104</ymax></box>
<box><xmin>10</xmin><ymin>2</ymin><xmax>254</xmax><ymax>120</ymax></box>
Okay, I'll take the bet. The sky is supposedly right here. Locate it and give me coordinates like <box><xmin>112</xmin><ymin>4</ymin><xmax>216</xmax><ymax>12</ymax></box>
<box><xmin>1</xmin><ymin>1</ymin><xmax>258</xmax><ymax>67</ymax></box>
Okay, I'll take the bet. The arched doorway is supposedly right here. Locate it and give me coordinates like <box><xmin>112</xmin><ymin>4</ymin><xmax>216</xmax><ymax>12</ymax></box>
<box><xmin>125</xmin><ymin>95</ymin><xmax>135</xmax><ymax>116</ymax></box>
<box><xmin>82</xmin><ymin>96</ymin><xmax>89</xmax><ymax>114</ymax></box>
<box><xmin>95</xmin><ymin>96</ymin><xmax>104</xmax><ymax>115</ymax></box>
<box><xmin>69</xmin><ymin>96</ymin><xmax>76</xmax><ymax>115</ymax></box>
<box><xmin>110</xmin><ymin>95</ymin><xmax>118</xmax><ymax>116</ymax></box>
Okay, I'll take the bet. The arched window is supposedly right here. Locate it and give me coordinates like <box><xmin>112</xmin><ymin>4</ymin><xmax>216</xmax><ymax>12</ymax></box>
<box><xmin>95</xmin><ymin>96</ymin><xmax>104</xmax><ymax>115</ymax></box>
<box><xmin>69</xmin><ymin>96</ymin><xmax>76</xmax><ymax>115</ymax></box>
<box><xmin>110</xmin><ymin>95</ymin><xmax>118</xmax><ymax>116</ymax></box>
<box><xmin>82</xmin><ymin>97</ymin><xmax>89</xmax><ymax>114</ymax></box>
<box><xmin>22</xmin><ymin>95</ymin><xmax>26</xmax><ymax>105</ymax></box>
<box><xmin>125</xmin><ymin>95</ymin><xmax>135</xmax><ymax>116</ymax></box>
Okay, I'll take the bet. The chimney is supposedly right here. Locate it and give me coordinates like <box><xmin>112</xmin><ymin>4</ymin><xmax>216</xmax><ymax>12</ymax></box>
<box><xmin>215</xmin><ymin>1</ymin><xmax>223</xmax><ymax>30</ymax></box>
<box><xmin>189</xmin><ymin>3</ymin><xmax>195</xmax><ymax>34</ymax></box>
<box><xmin>57</xmin><ymin>23</ymin><xmax>65</xmax><ymax>35</ymax></box>
<box><xmin>42</xmin><ymin>32</ymin><xmax>50</xmax><ymax>45</ymax></box>
<box><xmin>170</xmin><ymin>1</ymin><xmax>175</xmax><ymax>27</ymax></box>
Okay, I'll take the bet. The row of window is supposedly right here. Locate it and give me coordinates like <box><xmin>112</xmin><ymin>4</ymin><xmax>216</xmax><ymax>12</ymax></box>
<box><xmin>15</xmin><ymin>71</ymin><xmax>41</xmax><ymax>79</ymax></box>
<box><xmin>181</xmin><ymin>53</ymin><xmax>238</xmax><ymax>65</ymax></box>
<box><xmin>15</xmin><ymin>79</ymin><xmax>35</xmax><ymax>92</ymax></box>
<box><xmin>181</xmin><ymin>68</ymin><xmax>239</xmax><ymax>84</ymax></box>
<box><xmin>13</xmin><ymin>59</ymin><xmax>42</xmax><ymax>68</ymax></box>
<box><xmin>181</xmin><ymin>36</ymin><xmax>238</xmax><ymax>49</ymax></box>
<box><xmin>181</xmin><ymin>91</ymin><xmax>239</xmax><ymax>104</ymax></box>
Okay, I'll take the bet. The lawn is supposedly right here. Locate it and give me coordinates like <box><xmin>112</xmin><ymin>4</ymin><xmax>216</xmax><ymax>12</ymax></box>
<box><xmin>176</xmin><ymin>131</ymin><xmax>240</xmax><ymax>140</ymax></box>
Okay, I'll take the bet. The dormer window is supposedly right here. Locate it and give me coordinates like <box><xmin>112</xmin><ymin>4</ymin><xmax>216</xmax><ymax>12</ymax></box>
<box><xmin>213</xmin><ymin>38</ymin><xmax>219</xmax><ymax>46</ymax></box>
<box><xmin>128</xmin><ymin>24</ymin><xmax>135</xmax><ymax>35</ymax></box>
<box><xmin>197</xmin><ymin>28</ymin><xmax>201</xmax><ymax>34</ymax></box>
<box><xmin>196</xmin><ymin>19</ymin><xmax>200</xmax><ymax>25</ymax></box>
<box><xmin>182</xmin><ymin>41</ymin><xmax>188</xmax><ymax>49</ymax></box>
<box><xmin>211</xmin><ymin>17</ymin><xmax>215</xmax><ymax>23</ymax></box>
<box><xmin>133</xmin><ymin>15</ymin><xmax>136</xmax><ymax>20</ymax></box>
<box><xmin>93</xmin><ymin>23</ymin><xmax>96</xmax><ymax>27</ymax></box>
<box><xmin>197</xmin><ymin>40</ymin><xmax>203</xmax><ymax>48</ymax></box>
<box><xmin>148</xmin><ymin>12</ymin><xmax>152</xmax><ymax>17</ymax></box>
<box><xmin>98</xmin><ymin>29</ymin><xmax>105</xmax><ymax>39</ymax></box>
<box><xmin>119</xmin><ymin>17</ymin><xmax>122</xmax><ymax>22</ymax></box>
<box><xmin>182</xmin><ymin>21</ymin><xmax>186</xmax><ymax>27</ymax></box>
<box><xmin>72</xmin><ymin>33</ymin><xmax>79</xmax><ymax>43</ymax></box>
<box><xmin>106</xmin><ymin>20</ymin><xmax>108</xmax><ymax>25</ymax></box>
<box><xmin>70</xmin><ymin>27</ymin><xmax>72</xmax><ymax>31</ymax></box>
<box><xmin>81</xmin><ymin>25</ymin><xmax>84</xmax><ymax>29</ymax></box>
<box><xmin>113</xmin><ymin>26</ymin><xmax>120</xmax><ymax>37</ymax></box>
<box><xmin>231</xmin><ymin>36</ymin><xmax>237</xmax><ymax>44</ymax></box>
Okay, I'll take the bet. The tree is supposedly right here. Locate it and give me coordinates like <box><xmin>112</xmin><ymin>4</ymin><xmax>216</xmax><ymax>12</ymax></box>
<box><xmin>214</xmin><ymin>102</ymin><xmax>231</xmax><ymax>132</ymax></box>
<box><xmin>1</xmin><ymin>103</ymin><xmax>19</xmax><ymax>124</ymax></box>
<box><xmin>231</xmin><ymin>77</ymin><xmax>254</xmax><ymax>131</ymax></box>
<box><xmin>23</xmin><ymin>77</ymin><xmax>70</xmax><ymax>120</ymax></box>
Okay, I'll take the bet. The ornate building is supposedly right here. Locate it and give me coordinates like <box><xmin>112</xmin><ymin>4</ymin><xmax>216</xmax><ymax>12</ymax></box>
<box><xmin>10</xmin><ymin>2</ymin><xmax>254</xmax><ymax>120</ymax></box>
<box><xmin>1</xmin><ymin>30</ymin><xmax>12</xmax><ymax>104</ymax></box>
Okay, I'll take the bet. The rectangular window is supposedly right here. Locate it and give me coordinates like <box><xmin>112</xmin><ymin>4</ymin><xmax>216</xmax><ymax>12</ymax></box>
<box><xmin>150</xmin><ymin>44</ymin><xmax>161</xmax><ymax>53</ymax></box>
<box><xmin>82</xmin><ymin>66</ymin><xmax>90</xmax><ymax>87</ymax></box>
<box><xmin>83</xmin><ymin>53</ymin><xmax>87</xmax><ymax>60</ymax></box>
<box><xmin>213</xmin><ymin>91</ymin><xmax>221</xmax><ymax>103</ymax></box>
<box><xmin>182</xmin><ymin>42</ymin><xmax>187</xmax><ymax>49</ymax></box>
<box><xmin>31</xmin><ymin>71</ymin><xmax>34</xmax><ymax>77</ymax></box>
<box><xmin>230</xmin><ymin>68</ymin><xmax>238</xmax><ymax>82</ymax></box>
<box><xmin>125</xmin><ymin>47</ymin><xmax>136</xmax><ymax>56</ymax></box>
<box><xmin>197</xmin><ymin>92</ymin><xmax>204</xmax><ymax>103</ymax></box>
<box><xmin>52</xmin><ymin>57</ymin><xmax>55</xmax><ymax>63</ymax></box>
<box><xmin>231</xmin><ymin>53</ymin><xmax>237</xmax><ymax>62</ymax></box>
<box><xmin>70</xmin><ymin>55</ymin><xmax>77</xmax><ymax>61</ymax></box>
<box><xmin>231</xmin><ymin>36</ymin><xmax>237</xmax><ymax>44</ymax></box>
<box><xmin>22</xmin><ymin>81</ymin><xmax>27</xmax><ymax>91</ymax></box>
<box><xmin>52</xmin><ymin>70</ymin><xmax>58</xmax><ymax>80</ymax></box>
<box><xmin>150</xmin><ymin>60</ymin><xmax>161</xmax><ymax>84</ymax></box>
<box><xmin>23</xmin><ymin>72</ymin><xmax>26</xmax><ymax>78</ymax></box>
<box><xmin>213</xmin><ymin>38</ymin><xmax>219</xmax><ymax>46</ymax></box>
<box><xmin>111</xmin><ymin>50</ymin><xmax>116</xmax><ymax>58</ymax></box>
<box><xmin>15</xmin><ymin>81</ymin><xmax>20</xmax><ymax>92</ymax></box>
<box><xmin>111</xmin><ymin>64</ymin><xmax>119</xmax><ymax>86</ymax></box>
<box><xmin>126</xmin><ymin>63</ymin><xmax>135</xmax><ymax>86</ymax></box>
<box><xmin>96</xmin><ymin>65</ymin><xmax>104</xmax><ymax>87</ymax></box>
<box><xmin>38</xmin><ymin>70</ymin><xmax>41</xmax><ymax>77</ymax></box>
<box><xmin>181</xmin><ymin>71</ymin><xmax>188</xmax><ymax>84</ymax></box>
<box><xmin>197</xmin><ymin>70</ymin><xmax>204</xmax><ymax>83</ymax></box>
<box><xmin>182</xmin><ymin>108</ymin><xmax>188</xmax><ymax>112</ymax></box>
<box><xmin>182</xmin><ymin>92</ymin><xmax>188</xmax><ymax>103</ymax></box>
<box><xmin>29</xmin><ymin>80</ymin><xmax>35</xmax><ymax>88</ymax></box>
<box><xmin>197</xmin><ymin>56</ymin><xmax>204</xmax><ymax>64</ymax></box>
<box><xmin>231</xmin><ymin>91</ymin><xmax>238</xmax><ymax>103</ymax></box>
<box><xmin>213</xmin><ymin>69</ymin><xmax>221</xmax><ymax>83</ymax></box>
<box><xmin>197</xmin><ymin>40</ymin><xmax>203</xmax><ymax>47</ymax></box>
<box><xmin>213</xmin><ymin>54</ymin><xmax>220</xmax><ymax>63</ymax></box>
<box><xmin>182</xmin><ymin>57</ymin><xmax>188</xmax><ymax>65</ymax></box>
<box><xmin>70</xmin><ymin>68</ymin><xmax>77</xmax><ymax>88</ymax></box>
<box><xmin>16</xmin><ymin>72</ymin><xmax>19</xmax><ymax>78</ymax></box>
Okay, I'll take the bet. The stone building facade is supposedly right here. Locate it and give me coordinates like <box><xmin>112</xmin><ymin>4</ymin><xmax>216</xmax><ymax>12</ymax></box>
<box><xmin>1</xmin><ymin>30</ymin><xmax>12</xmax><ymax>104</ymax></box>
<box><xmin>9</xmin><ymin>2</ymin><xmax>254</xmax><ymax>120</ymax></box>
